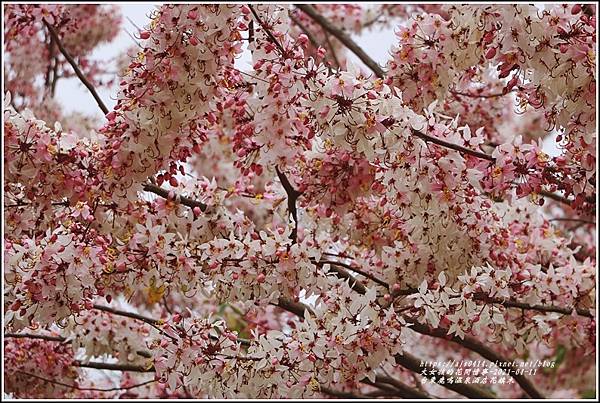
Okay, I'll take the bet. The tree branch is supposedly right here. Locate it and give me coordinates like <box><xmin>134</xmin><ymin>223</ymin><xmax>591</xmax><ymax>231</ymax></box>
<box><xmin>317</xmin><ymin>259</ymin><xmax>389</xmax><ymax>289</ymax></box>
<box><xmin>248</xmin><ymin>5</ymin><xmax>287</xmax><ymax>57</ymax></box>
<box><xmin>93</xmin><ymin>303</ymin><xmax>177</xmax><ymax>342</ymax></box>
<box><xmin>275</xmin><ymin>166</ymin><xmax>302</xmax><ymax>242</ymax></box>
<box><xmin>5</xmin><ymin>332</ymin><xmax>66</xmax><ymax>343</ymax></box>
<box><xmin>320</xmin><ymin>386</ymin><xmax>368</xmax><ymax>399</ymax></box>
<box><xmin>295</xmin><ymin>4</ymin><xmax>385</xmax><ymax>78</ymax></box>
<box><xmin>75</xmin><ymin>361</ymin><xmax>154</xmax><ymax>373</ymax></box>
<box><xmin>374</xmin><ymin>375</ymin><xmax>432</xmax><ymax>399</ymax></box>
<box><xmin>142</xmin><ymin>183</ymin><xmax>207</xmax><ymax>212</ymax></box>
<box><xmin>474</xmin><ymin>293</ymin><xmax>593</xmax><ymax>319</ymax></box>
<box><xmin>42</xmin><ymin>19</ymin><xmax>109</xmax><ymax>115</ymax></box>
<box><xmin>411</xmin><ymin>128</ymin><xmax>495</xmax><ymax>162</ymax></box>
<box><xmin>394</xmin><ymin>350</ymin><xmax>496</xmax><ymax>399</ymax></box>
<box><xmin>404</xmin><ymin>318</ymin><xmax>544</xmax><ymax>398</ymax></box>
<box><xmin>15</xmin><ymin>370</ymin><xmax>155</xmax><ymax>392</ymax></box>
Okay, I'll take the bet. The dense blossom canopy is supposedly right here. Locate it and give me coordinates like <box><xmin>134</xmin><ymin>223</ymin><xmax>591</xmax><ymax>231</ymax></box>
<box><xmin>3</xmin><ymin>3</ymin><xmax>597</xmax><ymax>399</ymax></box>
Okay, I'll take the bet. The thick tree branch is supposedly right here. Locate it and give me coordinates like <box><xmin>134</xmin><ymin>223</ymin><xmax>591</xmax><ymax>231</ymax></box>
<box><xmin>394</xmin><ymin>350</ymin><xmax>496</xmax><ymax>399</ymax></box>
<box><xmin>374</xmin><ymin>375</ymin><xmax>432</xmax><ymax>399</ymax></box>
<box><xmin>5</xmin><ymin>332</ymin><xmax>66</xmax><ymax>343</ymax></box>
<box><xmin>320</xmin><ymin>386</ymin><xmax>368</xmax><ymax>399</ymax></box>
<box><xmin>142</xmin><ymin>183</ymin><xmax>207</xmax><ymax>212</ymax></box>
<box><xmin>295</xmin><ymin>4</ymin><xmax>385</xmax><ymax>78</ymax></box>
<box><xmin>43</xmin><ymin>19</ymin><xmax>109</xmax><ymax>115</ymax></box>
<box><xmin>404</xmin><ymin>319</ymin><xmax>544</xmax><ymax>398</ymax></box>
<box><xmin>276</xmin><ymin>297</ymin><xmax>314</xmax><ymax>318</ymax></box>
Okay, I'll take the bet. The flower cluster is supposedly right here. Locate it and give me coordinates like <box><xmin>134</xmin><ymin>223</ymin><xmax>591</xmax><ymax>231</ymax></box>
<box><xmin>3</xmin><ymin>3</ymin><xmax>596</xmax><ymax>399</ymax></box>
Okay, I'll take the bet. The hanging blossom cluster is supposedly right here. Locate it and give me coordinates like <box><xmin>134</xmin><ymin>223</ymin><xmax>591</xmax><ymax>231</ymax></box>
<box><xmin>3</xmin><ymin>3</ymin><xmax>596</xmax><ymax>400</ymax></box>
<box><xmin>4</xmin><ymin>337</ymin><xmax>78</xmax><ymax>398</ymax></box>
<box><xmin>386</xmin><ymin>4</ymin><xmax>596</xmax><ymax>208</ymax></box>
<box><xmin>97</xmin><ymin>4</ymin><xmax>244</xmax><ymax>204</ymax></box>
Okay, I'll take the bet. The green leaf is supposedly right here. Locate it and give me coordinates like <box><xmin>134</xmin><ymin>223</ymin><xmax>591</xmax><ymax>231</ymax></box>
<box><xmin>554</xmin><ymin>344</ymin><xmax>566</xmax><ymax>367</ymax></box>
<box><xmin>581</xmin><ymin>389</ymin><xmax>596</xmax><ymax>399</ymax></box>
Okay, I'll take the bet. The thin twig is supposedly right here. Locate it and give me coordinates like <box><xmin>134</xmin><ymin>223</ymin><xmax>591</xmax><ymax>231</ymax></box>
<box><xmin>248</xmin><ymin>5</ymin><xmax>287</xmax><ymax>56</ymax></box>
<box><xmin>474</xmin><ymin>293</ymin><xmax>593</xmax><ymax>318</ymax></box>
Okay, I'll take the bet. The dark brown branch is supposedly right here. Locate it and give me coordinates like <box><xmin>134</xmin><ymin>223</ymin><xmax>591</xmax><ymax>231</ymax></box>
<box><xmin>93</xmin><ymin>304</ymin><xmax>160</xmax><ymax>326</ymax></box>
<box><xmin>5</xmin><ymin>333</ymin><xmax>66</xmax><ymax>343</ymax></box>
<box><xmin>295</xmin><ymin>4</ymin><xmax>385</xmax><ymax>78</ymax></box>
<box><xmin>450</xmin><ymin>88</ymin><xmax>515</xmax><ymax>99</ymax></box>
<box><xmin>549</xmin><ymin>217</ymin><xmax>595</xmax><ymax>225</ymax></box>
<box><xmin>75</xmin><ymin>361</ymin><xmax>154</xmax><ymax>373</ymax></box>
<box><xmin>43</xmin><ymin>20</ymin><xmax>109</xmax><ymax>115</ymax></box>
<box><xmin>475</xmin><ymin>293</ymin><xmax>593</xmax><ymax>319</ymax></box>
<box><xmin>538</xmin><ymin>189</ymin><xmax>573</xmax><ymax>206</ymax></box>
<box><xmin>15</xmin><ymin>370</ymin><xmax>155</xmax><ymax>392</ymax></box>
<box><xmin>394</xmin><ymin>351</ymin><xmax>496</xmax><ymax>399</ymax></box>
<box><xmin>317</xmin><ymin>261</ymin><xmax>367</xmax><ymax>295</ymax></box>
<box><xmin>275</xmin><ymin>166</ymin><xmax>302</xmax><ymax>242</ymax></box>
<box><xmin>374</xmin><ymin>375</ymin><xmax>432</xmax><ymax>399</ymax></box>
<box><xmin>411</xmin><ymin>128</ymin><xmax>496</xmax><ymax>161</ymax></box>
<box><xmin>276</xmin><ymin>297</ymin><xmax>314</xmax><ymax>318</ymax></box>
<box><xmin>404</xmin><ymin>319</ymin><xmax>544</xmax><ymax>398</ymax></box>
<box><xmin>93</xmin><ymin>303</ymin><xmax>177</xmax><ymax>342</ymax></box>
<box><xmin>360</xmin><ymin>379</ymin><xmax>404</xmax><ymax>397</ymax></box>
<box><xmin>248</xmin><ymin>5</ymin><xmax>287</xmax><ymax>56</ymax></box>
<box><xmin>288</xmin><ymin>12</ymin><xmax>319</xmax><ymax>49</ymax></box>
<box><xmin>318</xmin><ymin>259</ymin><xmax>389</xmax><ymax>289</ymax></box>
<box><xmin>5</xmin><ymin>332</ymin><xmax>152</xmax><ymax>358</ymax></box>
<box><xmin>320</xmin><ymin>386</ymin><xmax>368</xmax><ymax>398</ymax></box>
<box><xmin>143</xmin><ymin>183</ymin><xmax>207</xmax><ymax>212</ymax></box>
